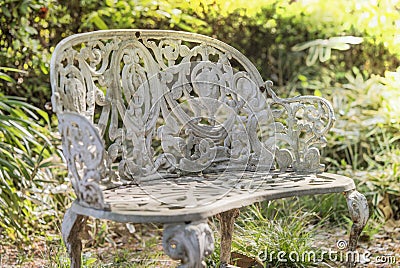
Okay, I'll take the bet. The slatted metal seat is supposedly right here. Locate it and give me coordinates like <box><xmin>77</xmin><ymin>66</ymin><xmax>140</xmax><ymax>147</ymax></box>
<box><xmin>50</xmin><ymin>29</ymin><xmax>368</xmax><ymax>268</ymax></box>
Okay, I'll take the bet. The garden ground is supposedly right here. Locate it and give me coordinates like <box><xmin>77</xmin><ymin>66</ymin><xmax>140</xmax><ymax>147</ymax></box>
<box><xmin>1</xmin><ymin>221</ymin><xmax>399</xmax><ymax>267</ymax></box>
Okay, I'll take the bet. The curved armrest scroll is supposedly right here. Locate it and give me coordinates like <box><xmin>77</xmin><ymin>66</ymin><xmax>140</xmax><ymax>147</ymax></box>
<box><xmin>58</xmin><ymin>112</ymin><xmax>110</xmax><ymax>210</ymax></box>
<box><xmin>264</xmin><ymin>81</ymin><xmax>336</xmax><ymax>173</ymax></box>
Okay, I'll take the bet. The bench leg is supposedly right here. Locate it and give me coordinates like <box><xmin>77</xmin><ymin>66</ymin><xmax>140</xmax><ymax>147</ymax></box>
<box><xmin>162</xmin><ymin>220</ymin><xmax>214</xmax><ymax>268</ymax></box>
<box><xmin>344</xmin><ymin>190</ymin><xmax>369</xmax><ymax>268</ymax></box>
<box><xmin>62</xmin><ymin>208</ymin><xmax>88</xmax><ymax>268</ymax></box>
<box><xmin>216</xmin><ymin>209</ymin><xmax>240</xmax><ymax>267</ymax></box>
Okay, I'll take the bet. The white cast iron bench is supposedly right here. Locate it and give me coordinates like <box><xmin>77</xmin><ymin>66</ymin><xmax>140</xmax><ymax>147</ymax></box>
<box><xmin>50</xmin><ymin>30</ymin><xmax>369</xmax><ymax>268</ymax></box>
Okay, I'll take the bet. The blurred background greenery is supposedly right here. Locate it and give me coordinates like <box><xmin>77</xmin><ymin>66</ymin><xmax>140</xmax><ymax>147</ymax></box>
<box><xmin>0</xmin><ymin>0</ymin><xmax>399</xmax><ymax>266</ymax></box>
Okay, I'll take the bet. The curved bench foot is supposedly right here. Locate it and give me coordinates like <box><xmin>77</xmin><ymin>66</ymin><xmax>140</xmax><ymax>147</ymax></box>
<box><xmin>345</xmin><ymin>190</ymin><xmax>369</xmax><ymax>268</ymax></box>
<box><xmin>62</xmin><ymin>208</ymin><xmax>88</xmax><ymax>268</ymax></box>
<box><xmin>163</xmin><ymin>220</ymin><xmax>214</xmax><ymax>268</ymax></box>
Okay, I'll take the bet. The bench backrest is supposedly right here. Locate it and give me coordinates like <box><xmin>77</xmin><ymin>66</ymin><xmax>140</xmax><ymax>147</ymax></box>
<box><xmin>51</xmin><ymin>30</ymin><xmax>276</xmax><ymax>181</ymax></box>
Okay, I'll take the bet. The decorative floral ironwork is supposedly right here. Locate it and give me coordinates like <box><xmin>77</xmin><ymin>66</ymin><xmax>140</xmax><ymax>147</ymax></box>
<box><xmin>58</xmin><ymin>113</ymin><xmax>111</xmax><ymax>209</ymax></box>
<box><xmin>51</xmin><ymin>30</ymin><xmax>335</xmax><ymax>208</ymax></box>
<box><xmin>265</xmin><ymin>81</ymin><xmax>336</xmax><ymax>173</ymax></box>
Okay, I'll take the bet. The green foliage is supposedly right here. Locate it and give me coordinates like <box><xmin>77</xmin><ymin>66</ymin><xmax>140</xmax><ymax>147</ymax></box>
<box><xmin>0</xmin><ymin>93</ymin><xmax>62</xmax><ymax>242</ymax></box>
<box><xmin>181</xmin><ymin>0</ymin><xmax>400</xmax><ymax>88</ymax></box>
<box><xmin>315</xmin><ymin>67</ymin><xmax>400</xmax><ymax>224</ymax></box>
<box><xmin>292</xmin><ymin>36</ymin><xmax>364</xmax><ymax>66</ymax></box>
<box><xmin>82</xmin><ymin>0</ymin><xmax>210</xmax><ymax>32</ymax></box>
<box><xmin>322</xmin><ymin>67</ymin><xmax>400</xmax><ymax>171</ymax></box>
<box><xmin>0</xmin><ymin>69</ymin><xmax>67</xmax><ymax>242</ymax></box>
<box><xmin>1</xmin><ymin>0</ymin><xmax>399</xmax><ymax>108</ymax></box>
<box><xmin>1</xmin><ymin>0</ymin><xmax>62</xmax><ymax>106</ymax></box>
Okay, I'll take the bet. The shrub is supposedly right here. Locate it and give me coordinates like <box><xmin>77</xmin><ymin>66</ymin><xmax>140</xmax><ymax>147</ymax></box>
<box><xmin>0</xmin><ymin>69</ymin><xmax>67</xmax><ymax>243</ymax></box>
<box><xmin>324</xmin><ymin>67</ymin><xmax>400</xmax><ymax>221</ymax></box>
<box><xmin>1</xmin><ymin>0</ymin><xmax>399</xmax><ymax>106</ymax></box>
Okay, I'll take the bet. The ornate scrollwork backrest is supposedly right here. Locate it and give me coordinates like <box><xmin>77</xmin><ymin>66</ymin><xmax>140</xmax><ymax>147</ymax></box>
<box><xmin>51</xmin><ymin>30</ymin><xmax>276</xmax><ymax>186</ymax></box>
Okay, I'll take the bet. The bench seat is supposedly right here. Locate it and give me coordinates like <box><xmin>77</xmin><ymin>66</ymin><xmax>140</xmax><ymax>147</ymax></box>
<box><xmin>73</xmin><ymin>172</ymin><xmax>354</xmax><ymax>223</ymax></box>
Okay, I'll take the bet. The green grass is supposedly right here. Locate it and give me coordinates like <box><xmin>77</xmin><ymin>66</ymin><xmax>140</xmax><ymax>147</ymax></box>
<box><xmin>207</xmin><ymin>194</ymin><xmax>376</xmax><ymax>268</ymax></box>
<box><xmin>231</xmin><ymin>203</ymin><xmax>325</xmax><ymax>267</ymax></box>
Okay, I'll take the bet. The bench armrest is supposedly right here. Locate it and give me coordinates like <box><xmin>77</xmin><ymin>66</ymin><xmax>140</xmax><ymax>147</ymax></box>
<box><xmin>58</xmin><ymin>112</ymin><xmax>112</xmax><ymax>210</ymax></box>
<box><xmin>264</xmin><ymin>81</ymin><xmax>336</xmax><ymax>173</ymax></box>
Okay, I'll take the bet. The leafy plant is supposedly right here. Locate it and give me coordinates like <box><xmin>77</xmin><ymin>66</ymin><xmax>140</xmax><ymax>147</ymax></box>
<box><xmin>0</xmin><ymin>68</ymin><xmax>67</xmax><ymax>242</ymax></box>
<box><xmin>316</xmin><ymin>67</ymin><xmax>400</xmax><ymax>225</ymax></box>
<box><xmin>0</xmin><ymin>93</ymin><xmax>54</xmax><ymax>241</ymax></box>
<box><xmin>292</xmin><ymin>36</ymin><xmax>363</xmax><ymax>66</ymax></box>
